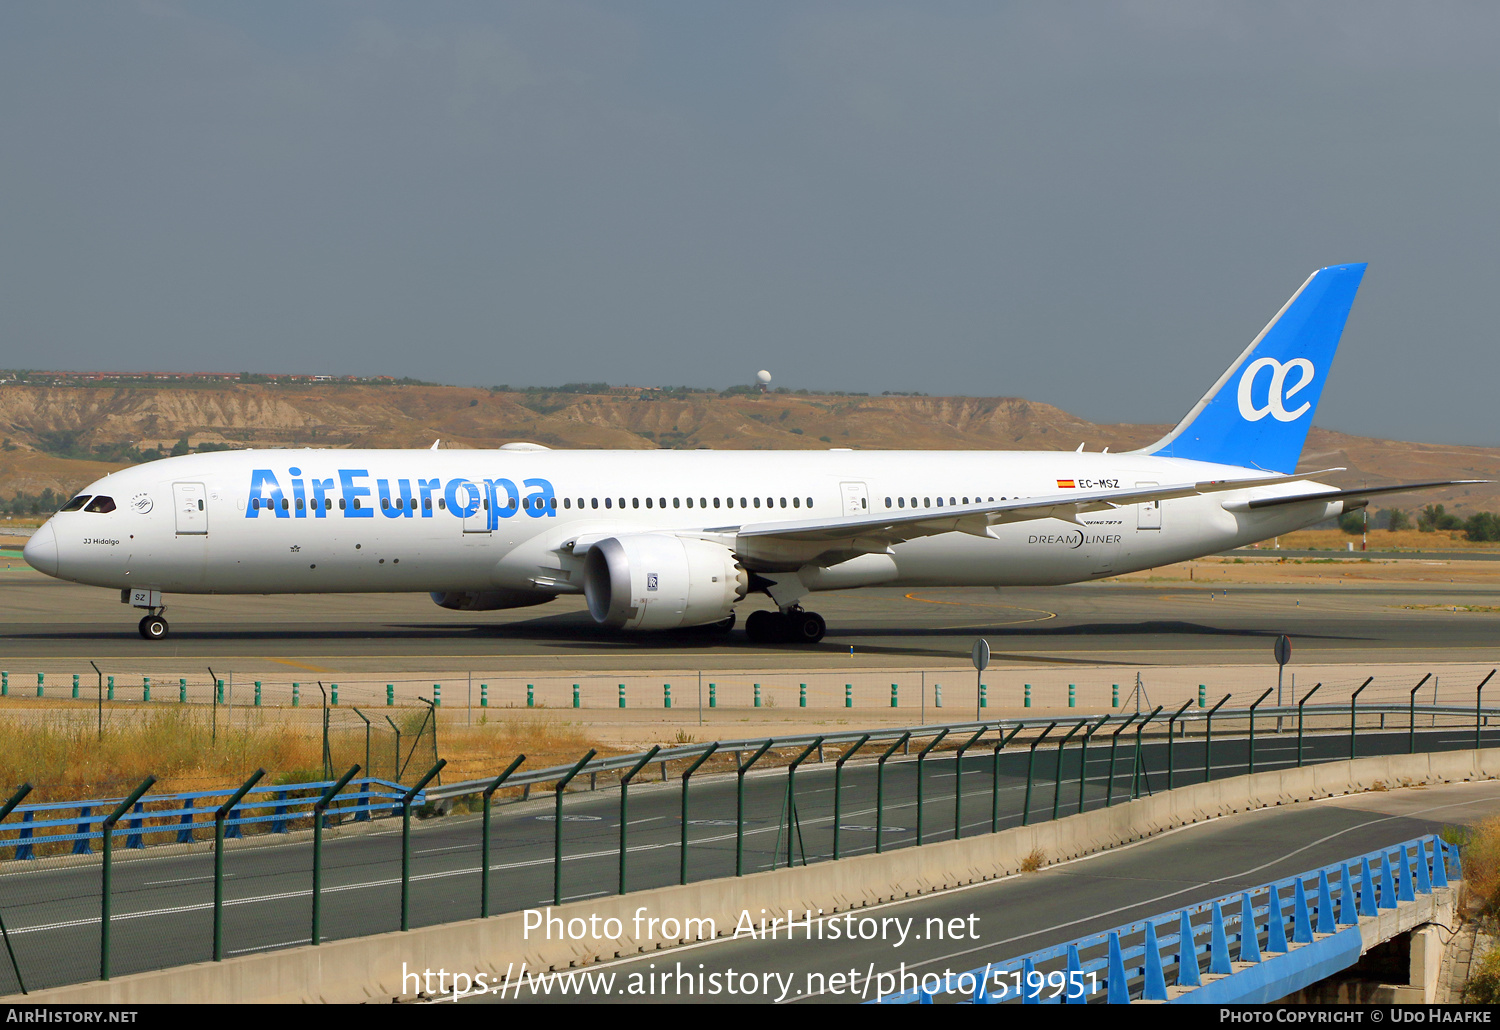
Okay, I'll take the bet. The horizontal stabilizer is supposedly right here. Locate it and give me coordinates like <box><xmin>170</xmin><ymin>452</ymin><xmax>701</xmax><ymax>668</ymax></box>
<box><xmin>1230</xmin><ymin>479</ymin><xmax>1490</xmax><ymax>511</ymax></box>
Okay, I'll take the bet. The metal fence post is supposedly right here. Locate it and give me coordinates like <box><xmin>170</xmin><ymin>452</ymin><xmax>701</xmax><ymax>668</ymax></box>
<box><xmin>914</xmin><ymin>729</ymin><xmax>949</xmax><ymax>845</ymax></box>
<box><xmin>313</xmin><ymin>765</ymin><xmax>360</xmax><ymax>945</ymax></box>
<box><xmin>553</xmin><ymin>751</ymin><xmax>596</xmax><ymax>905</ymax></box>
<box><xmin>952</xmin><ymin>727</ymin><xmax>987</xmax><ymax>841</ymax></box>
<box><xmin>1106</xmin><ymin>714</ymin><xmax>1138</xmax><ymax>807</ymax></box>
<box><xmin>680</xmin><ymin>743</ymin><xmax>719</xmax><ymax>884</ymax></box>
<box><xmin>1022</xmin><ymin>723</ymin><xmax>1057</xmax><ymax>826</ymax></box>
<box><xmin>618</xmin><ymin>746</ymin><xmax>662</xmax><ymax>894</ymax></box>
<box><xmin>833</xmin><ymin>735</ymin><xmax>870</xmax><ymax>860</ymax></box>
<box><xmin>397</xmin><ymin>759</ymin><xmax>445</xmax><ymax>930</ymax></box>
<box><xmin>1078</xmin><ymin>715</ymin><xmax>1110</xmax><ymax>814</ymax></box>
<box><xmin>991</xmin><ymin>725</ymin><xmax>1024</xmax><ymax>832</ymax></box>
<box><xmin>781</xmin><ymin>738</ymin><xmax>823</xmax><ymax>868</ymax></box>
<box><xmin>1477</xmin><ymin>670</ymin><xmax>1497</xmax><ymax>750</ymax></box>
<box><xmin>1350</xmin><ymin>677</ymin><xmax>1372</xmax><ymax>759</ymax></box>
<box><xmin>1248</xmin><ymin>688</ymin><xmax>1273</xmax><ymax>774</ymax></box>
<box><xmin>1052</xmin><ymin>720</ymin><xmax>1087</xmax><ymax>822</ymax></box>
<box><xmin>213</xmin><ymin>769</ymin><xmax>265</xmax><ymax>960</ymax></box>
<box><xmin>875</xmin><ymin>733</ymin><xmax>910</xmax><ymax>853</ymax></box>
<box><xmin>481</xmin><ymin>755</ymin><xmax>525</xmax><ymax>918</ymax></box>
<box><xmin>736</xmin><ymin>741</ymin><xmax>775</xmax><ymax>875</ymax></box>
<box><xmin>101</xmin><ymin>776</ymin><xmax>155</xmax><ymax>980</ymax></box>
<box><xmin>1297</xmin><ymin>684</ymin><xmax>1322</xmax><ymax>767</ymax></box>
<box><xmin>1203</xmin><ymin>695</ymin><xmax>1229</xmax><ymax>785</ymax></box>
<box><xmin>1132</xmin><ymin>705</ymin><xmax>1164</xmax><ymax>799</ymax></box>
<box><xmin>1165</xmin><ymin>700</ymin><xmax>1192</xmax><ymax>789</ymax></box>
<box><xmin>0</xmin><ymin>783</ymin><xmax>33</xmax><ymax>995</ymax></box>
<box><xmin>1410</xmin><ymin>674</ymin><xmax>1432</xmax><ymax>754</ymax></box>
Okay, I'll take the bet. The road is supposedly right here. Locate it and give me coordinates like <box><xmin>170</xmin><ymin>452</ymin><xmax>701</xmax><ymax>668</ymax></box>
<box><xmin>2</xmin><ymin>723</ymin><xmax>1496</xmax><ymax>994</ymax></box>
<box><xmin>485</xmin><ymin>778</ymin><xmax>1500</xmax><ymax>1004</ymax></box>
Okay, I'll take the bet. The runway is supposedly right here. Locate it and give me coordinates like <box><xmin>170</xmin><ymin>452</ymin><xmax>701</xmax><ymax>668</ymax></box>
<box><xmin>4</xmin><ymin>563</ymin><xmax>1500</xmax><ymax>674</ymax></box>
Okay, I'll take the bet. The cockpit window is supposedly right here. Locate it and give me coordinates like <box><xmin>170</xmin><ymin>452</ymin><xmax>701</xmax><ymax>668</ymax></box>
<box><xmin>84</xmin><ymin>496</ymin><xmax>116</xmax><ymax>513</ymax></box>
<box><xmin>60</xmin><ymin>495</ymin><xmax>91</xmax><ymax>512</ymax></box>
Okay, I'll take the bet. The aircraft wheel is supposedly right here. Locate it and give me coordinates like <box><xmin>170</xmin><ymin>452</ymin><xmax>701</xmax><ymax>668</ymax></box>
<box><xmin>138</xmin><ymin>615</ymin><xmax>169</xmax><ymax>640</ymax></box>
<box><xmin>790</xmin><ymin>611</ymin><xmax>826</xmax><ymax>643</ymax></box>
<box><xmin>744</xmin><ymin>609</ymin><xmax>781</xmax><ymax>643</ymax></box>
<box><xmin>712</xmin><ymin>611</ymin><xmax>736</xmax><ymax>633</ymax></box>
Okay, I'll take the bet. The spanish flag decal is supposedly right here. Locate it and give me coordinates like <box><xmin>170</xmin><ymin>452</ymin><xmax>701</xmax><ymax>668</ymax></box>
<box><xmin>1056</xmin><ymin>479</ymin><xmax>1076</xmax><ymax>489</ymax></box>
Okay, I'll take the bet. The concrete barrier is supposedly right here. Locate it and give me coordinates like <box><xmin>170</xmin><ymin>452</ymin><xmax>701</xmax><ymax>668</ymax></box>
<box><xmin>11</xmin><ymin>747</ymin><xmax>1499</xmax><ymax>1004</ymax></box>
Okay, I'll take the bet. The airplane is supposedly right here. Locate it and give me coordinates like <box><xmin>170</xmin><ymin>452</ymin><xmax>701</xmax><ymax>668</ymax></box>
<box><xmin>23</xmin><ymin>263</ymin><xmax>1478</xmax><ymax>643</ymax></box>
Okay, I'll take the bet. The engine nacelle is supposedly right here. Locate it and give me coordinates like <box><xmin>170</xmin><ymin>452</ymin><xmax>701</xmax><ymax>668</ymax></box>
<box><xmin>582</xmin><ymin>535</ymin><xmax>747</xmax><ymax>631</ymax></box>
<box><xmin>430</xmin><ymin>589</ymin><xmax>556</xmax><ymax>612</ymax></box>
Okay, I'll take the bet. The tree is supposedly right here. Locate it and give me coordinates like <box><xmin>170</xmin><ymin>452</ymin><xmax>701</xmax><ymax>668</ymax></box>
<box><xmin>1466</xmin><ymin>512</ymin><xmax>1500</xmax><ymax>542</ymax></box>
<box><xmin>1338</xmin><ymin>511</ymin><xmax>1365</xmax><ymax>535</ymax></box>
<box><xmin>1381</xmin><ymin>508</ymin><xmax>1411</xmax><ymax>531</ymax></box>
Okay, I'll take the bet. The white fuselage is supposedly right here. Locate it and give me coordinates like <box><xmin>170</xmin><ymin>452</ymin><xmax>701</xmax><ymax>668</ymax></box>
<box><xmin>29</xmin><ymin>447</ymin><xmax>1340</xmax><ymax>601</ymax></box>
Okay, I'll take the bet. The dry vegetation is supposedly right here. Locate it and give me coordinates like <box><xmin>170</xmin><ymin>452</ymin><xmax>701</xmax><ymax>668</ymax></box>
<box><xmin>0</xmin><ymin>706</ymin><xmax>616</xmax><ymax>804</ymax></box>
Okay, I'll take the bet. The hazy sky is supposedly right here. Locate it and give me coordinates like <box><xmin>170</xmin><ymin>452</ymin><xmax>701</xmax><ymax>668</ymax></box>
<box><xmin>2</xmin><ymin>2</ymin><xmax>1497</xmax><ymax>444</ymax></box>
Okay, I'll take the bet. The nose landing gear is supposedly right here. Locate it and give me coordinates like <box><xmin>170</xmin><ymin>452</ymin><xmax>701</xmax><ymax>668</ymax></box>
<box><xmin>138</xmin><ymin>611</ymin><xmax>169</xmax><ymax>640</ymax></box>
<box><xmin>744</xmin><ymin>607</ymin><xmax>826</xmax><ymax>644</ymax></box>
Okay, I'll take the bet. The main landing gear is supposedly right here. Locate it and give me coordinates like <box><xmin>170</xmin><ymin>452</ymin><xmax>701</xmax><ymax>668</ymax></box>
<box><xmin>744</xmin><ymin>607</ymin><xmax>826</xmax><ymax>644</ymax></box>
<box><xmin>138</xmin><ymin>611</ymin><xmax>169</xmax><ymax>640</ymax></box>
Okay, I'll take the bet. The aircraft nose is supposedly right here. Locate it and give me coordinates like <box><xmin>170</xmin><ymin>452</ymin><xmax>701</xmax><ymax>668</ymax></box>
<box><xmin>23</xmin><ymin>522</ymin><xmax>59</xmax><ymax>577</ymax></box>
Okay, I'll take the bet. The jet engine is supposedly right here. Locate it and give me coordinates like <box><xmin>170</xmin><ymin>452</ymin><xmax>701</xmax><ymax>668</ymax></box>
<box><xmin>582</xmin><ymin>535</ymin><xmax>747</xmax><ymax>630</ymax></box>
<box><xmin>430</xmin><ymin>589</ymin><xmax>556</xmax><ymax>612</ymax></box>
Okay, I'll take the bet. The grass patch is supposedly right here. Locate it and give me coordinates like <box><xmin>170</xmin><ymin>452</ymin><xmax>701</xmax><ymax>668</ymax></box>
<box><xmin>1020</xmin><ymin>848</ymin><xmax>1045</xmax><ymax>873</ymax></box>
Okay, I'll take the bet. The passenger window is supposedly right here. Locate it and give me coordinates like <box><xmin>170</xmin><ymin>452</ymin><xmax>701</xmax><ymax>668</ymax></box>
<box><xmin>522</xmin><ymin>498</ymin><xmax>530</xmax><ymax>510</ymax></box>
<box><xmin>438</xmin><ymin>498</ymin><xmax>446</xmax><ymax>510</ymax></box>
<box><xmin>950</xmin><ymin>497</ymin><xmax>956</xmax><ymax>506</ymax></box>
<box><xmin>886</xmin><ymin>497</ymin><xmax>892</xmax><ymax>508</ymax></box>
<box><xmin>740</xmin><ymin>497</ymin><xmax>747</xmax><ymax>507</ymax></box>
<box><xmin>753</xmin><ymin>497</ymin><xmax>760</xmax><ymax>508</ymax></box>
<box><xmin>792</xmin><ymin>497</ymin><xmax>800</xmax><ymax>508</ymax></box>
<box><xmin>780</xmin><ymin>497</ymin><xmax>787</xmax><ymax>508</ymax></box>
<box><xmin>564</xmin><ymin>498</ymin><xmax>571</xmax><ymax>509</ymax></box>
<box><xmin>424</xmin><ymin>498</ymin><xmax>431</xmax><ymax>511</ymax></box>
<box><xmin>550</xmin><ymin>498</ymin><xmax>557</xmax><ymax>509</ymax></box>
<box><xmin>673</xmin><ymin>498</ymin><xmax>680</xmax><ymax>508</ymax></box>
<box><xmin>659</xmin><ymin>497</ymin><xmax>666</xmax><ymax>508</ymax></box>
<box><xmin>963</xmin><ymin>497</ymin><xmax>969</xmax><ymax>504</ymax></box>
<box><xmin>713</xmin><ymin>497</ymin><xmax>720</xmax><ymax>508</ymax></box>
<box><xmin>84</xmin><ymin>495</ymin><xmax>116</xmax><ymax>513</ymax></box>
<box><xmin>339</xmin><ymin>498</ymin><xmax>346</xmax><ymax>510</ymax></box>
<box><xmin>61</xmin><ymin>495</ymin><xmax>91</xmax><ymax>512</ymax></box>
<box><xmin>593</xmin><ymin>498</ymin><xmax>600</xmax><ymax>509</ymax></box>
<box><xmin>605</xmin><ymin>498</ymin><xmax>613</xmax><ymax>509</ymax></box>
<box><xmin>281</xmin><ymin>498</ymin><xmax>289</xmax><ymax>511</ymax></box>
<box><xmin>199</xmin><ymin>500</ymin><xmax>205</xmax><ymax>511</ymax></box>
<box><xmin>632</xmin><ymin>498</ymin><xmax>639</xmax><ymax>509</ymax></box>
<box><xmin>898</xmin><ymin>497</ymin><xmax>905</xmax><ymax>508</ymax></box>
<box><xmin>924</xmin><ymin>498</ymin><xmax>930</xmax><ymax>508</ymax></box>
<box><xmin>700</xmin><ymin>497</ymin><xmax>707</xmax><ymax>507</ymax></box>
<box><xmin>685</xmin><ymin>497</ymin><xmax>692</xmax><ymax>508</ymax></box>
<box><xmin>619</xmin><ymin>498</ymin><xmax>625</xmax><ymax>509</ymax></box>
<box><xmin>297</xmin><ymin>498</ymin><xmax>305</xmax><ymax>511</ymax></box>
<box><xmin>381</xmin><ymin>498</ymin><xmax>389</xmax><ymax>510</ymax></box>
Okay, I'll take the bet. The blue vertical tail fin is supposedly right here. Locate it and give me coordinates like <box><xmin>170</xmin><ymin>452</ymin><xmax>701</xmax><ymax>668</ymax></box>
<box><xmin>1137</xmin><ymin>263</ymin><xmax>1366</xmax><ymax>474</ymax></box>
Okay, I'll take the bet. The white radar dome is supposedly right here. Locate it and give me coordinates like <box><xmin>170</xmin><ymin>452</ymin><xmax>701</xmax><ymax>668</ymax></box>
<box><xmin>756</xmin><ymin>370</ymin><xmax>772</xmax><ymax>385</ymax></box>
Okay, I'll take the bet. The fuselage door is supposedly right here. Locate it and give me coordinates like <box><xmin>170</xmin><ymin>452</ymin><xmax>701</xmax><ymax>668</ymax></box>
<box><xmin>839</xmin><ymin>481</ymin><xmax>869</xmax><ymax>517</ymax></box>
<box><xmin>458</xmin><ymin>482</ymin><xmax>491</xmax><ymax>534</ymax></box>
<box><xmin>173</xmin><ymin>482</ymin><xmax>208</xmax><ymax>535</ymax></box>
<box><xmin>1136</xmin><ymin>482</ymin><xmax>1162</xmax><ymax>530</ymax></box>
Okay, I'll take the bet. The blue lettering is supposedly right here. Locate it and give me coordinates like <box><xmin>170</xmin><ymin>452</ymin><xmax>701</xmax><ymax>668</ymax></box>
<box><xmin>290</xmin><ymin>471</ymin><xmax>307</xmax><ymax>519</ymax></box>
<box><xmin>246</xmin><ymin>470</ymin><xmax>287</xmax><ymax>518</ymax></box>
<box><xmin>311</xmin><ymin>478</ymin><xmax>333</xmax><ymax>517</ymax></box>
<box><xmin>524</xmin><ymin>478</ymin><xmax>556</xmax><ymax>518</ymax></box>
<box><xmin>340</xmin><ymin>469</ymin><xmax>373</xmax><ymax>518</ymax></box>
<box><xmin>378</xmin><ymin>478</ymin><xmax>414</xmax><ymax>518</ymax></box>
<box><xmin>444</xmin><ymin>479</ymin><xmax>480</xmax><ymax>518</ymax></box>
<box><xmin>418</xmin><ymin>478</ymin><xmax>441</xmax><ymax>517</ymax></box>
<box><xmin>485</xmin><ymin>478</ymin><xmax>520</xmax><ymax>529</ymax></box>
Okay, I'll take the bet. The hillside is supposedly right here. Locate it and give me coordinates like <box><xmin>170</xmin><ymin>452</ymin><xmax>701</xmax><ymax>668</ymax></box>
<box><xmin>1</xmin><ymin>383</ymin><xmax>1497</xmax><ymax>514</ymax></box>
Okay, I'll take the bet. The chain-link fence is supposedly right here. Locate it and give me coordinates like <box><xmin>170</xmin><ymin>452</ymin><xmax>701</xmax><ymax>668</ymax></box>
<box><xmin>2</xmin><ymin>696</ymin><xmax>1497</xmax><ymax>996</ymax></box>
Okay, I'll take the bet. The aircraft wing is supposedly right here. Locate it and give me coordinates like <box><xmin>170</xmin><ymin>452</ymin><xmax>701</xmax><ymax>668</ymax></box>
<box><xmin>1224</xmin><ymin>479</ymin><xmax>1489</xmax><ymax>511</ymax></box>
<box><xmin>715</xmin><ymin>470</ymin><xmax>1343</xmax><ymax>560</ymax></box>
